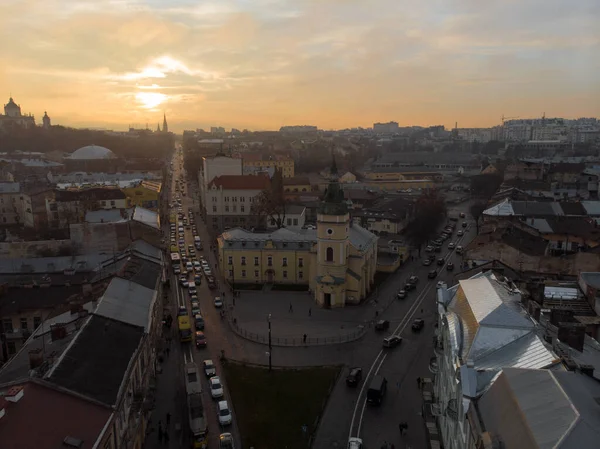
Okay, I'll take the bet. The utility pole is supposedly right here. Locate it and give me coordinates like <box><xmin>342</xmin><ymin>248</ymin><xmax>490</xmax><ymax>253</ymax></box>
<box><xmin>268</xmin><ymin>313</ymin><xmax>272</xmax><ymax>371</ymax></box>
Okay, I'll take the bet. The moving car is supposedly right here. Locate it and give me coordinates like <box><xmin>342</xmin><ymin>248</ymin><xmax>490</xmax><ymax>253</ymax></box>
<box><xmin>408</xmin><ymin>275</ymin><xmax>419</xmax><ymax>284</ymax></box>
<box><xmin>423</xmin><ymin>259</ymin><xmax>432</xmax><ymax>266</ymax></box>
<box><xmin>448</xmin><ymin>242</ymin><xmax>455</xmax><ymax>249</ymax></box>
<box><xmin>457</xmin><ymin>230</ymin><xmax>464</xmax><ymax>236</ymax></box>
<box><xmin>462</xmin><ymin>221</ymin><xmax>468</xmax><ymax>228</ymax></box>
<box><xmin>219</xmin><ymin>433</ymin><xmax>235</xmax><ymax>449</ymax></box>
<box><xmin>210</xmin><ymin>376</ymin><xmax>224</xmax><ymax>398</ymax></box>
<box><xmin>177</xmin><ymin>306</ymin><xmax>188</xmax><ymax>317</ymax></box>
<box><xmin>346</xmin><ymin>367</ymin><xmax>363</xmax><ymax>387</ymax></box>
<box><xmin>214</xmin><ymin>297</ymin><xmax>223</xmax><ymax>308</ymax></box>
<box><xmin>366</xmin><ymin>375</ymin><xmax>387</xmax><ymax>405</ymax></box>
<box><xmin>456</xmin><ymin>246</ymin><xmax>463</xmax><ymax>254</ymax></box>
<box><xmin>375</xmin><ymin>320</ymin><xmax>390</xmax><ymax>331</ymax></box>
<box><xmin>412</xmin><ymin>318</ymin><xmax>425</xmax><ymax>331</ymax></box>
<box><xmin>217</xmin><ymin>400</ymin><xmax>233</xmax><ymax>426</ymax></box>
<box><xmin>348</xmin><ymin>437</ymin><xmax>363</xmax><ymax>449</ymax></box>
<box><xmin>188</xmin><ymin>286</ymin><xmax>197</xmax><ymax>295</ymax></box>
<box><xmin>203</xmin><ymin>359</ymin><xmax>216</xmax><ymax>377</ymax></box>
<box><xmin>195</xmin><ymin>331</ymin><xmax>207</xmax><ymax>348</ymax></box>
<box><xmin>194</xmin><ymin>275</ymin><xmax>202</xmax><ymax>285</ymax></box>
<box><xmin>447</xmin><ymin>262</ymin><xmax>454</xmax><ymax>271</ymax></box>
<box><xmin>382</xmin><ymin>335</ymin><xmax>402</xmax><ymax>348</ymax></box>
<box><xmin>397</xmin><ymin>290</ymin><xmax>407</xmax><ymax>299</ymax></box>
<box><xmin>404</xmin><ymin>282</ymin><xmax>416</xmax><ymax>291</ymax></box>
<box><xmin>428</xmin><ymin>269</ymin><xmax>438</xmax><ymax>279</ymax></box>
<box><xmin>437</xmin><ymin>258</ymin><xmax>445</xmax><ymax>266</ymax></box>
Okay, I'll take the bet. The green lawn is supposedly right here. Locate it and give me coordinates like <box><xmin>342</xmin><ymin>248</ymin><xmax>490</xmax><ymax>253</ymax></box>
<box><xmin>222</xmin><ymin>362</ymin><xmax>341</xmax><ymax>449</ymax></box>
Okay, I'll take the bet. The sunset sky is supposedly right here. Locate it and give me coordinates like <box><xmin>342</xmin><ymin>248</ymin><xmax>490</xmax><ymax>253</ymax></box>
<box><xmin>1</xmin><ymin>0</ymin><xmax>599</xmax><ymax>132</ymax></box>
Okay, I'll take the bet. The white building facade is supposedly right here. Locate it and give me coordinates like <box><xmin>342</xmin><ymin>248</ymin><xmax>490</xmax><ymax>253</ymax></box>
<box><xmin>0</xmin><ymin>183</ymin><xmax>34</xmax><ymax>227</ymax></box>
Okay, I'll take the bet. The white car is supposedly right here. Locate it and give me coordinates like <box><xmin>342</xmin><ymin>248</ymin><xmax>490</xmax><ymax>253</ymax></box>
<box><xmin>204</xmin><ymin>267</ymin><xmax>213</xmax><ymax>276</ymax></box>
<box><xmin>203</xmin><ymin>359</ymin><xmax>216</xmax><ymax>377</ymax></box>
<box><xmin>448</xmin><ymin>242</ymin><xmax>455</xmax><ymax>249</ymax></box>
<box><xmin>214</xmin><ymin>297</ymin><xmax>223</xmax><ymax>308</ymax></box>
<box><xmin>210</xmin><ymin>376</ymin><xmax>224</xmax><ymax>398</ymax></box>
<box><xmin>217</xmin><ymin>400</ymin><xmax>233</xmax><ymax>425</ymax></box>
<box><xmin>348</xmin><ymin>438</ymin><xmax>363</xmax><ymax>449</ymax></box>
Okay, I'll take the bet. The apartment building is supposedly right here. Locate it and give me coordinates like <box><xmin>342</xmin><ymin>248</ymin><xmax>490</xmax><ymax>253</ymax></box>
<box><xmin>48</xmin><ymin>188</ymin><xmax>129</xmax><ymax>228</ymax></box>
<box><xmin>0</xmin><ymin>182</ymin><xmax>33</xmax><ymax>227</ymax></box>
<box><xmin>242</xmin><ymin>153</ymin><xmax>295</xmax><ymax>178</ymax></box>
<box><xmin>432</xmin><ymin>271</ymin><xmax>559</xmax><ymax>449</ymax></box>
<box><xmin>205</xmin><ymin>174</ymin><xmax>270</xmax><ymax>232</ymax></box>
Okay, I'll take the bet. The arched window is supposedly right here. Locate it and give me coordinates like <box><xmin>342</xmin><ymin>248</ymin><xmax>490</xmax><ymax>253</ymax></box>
<box><xmin>326</xmin><ymin>247</ymin><xmax>334</xmax><ymax>262</ymax></box>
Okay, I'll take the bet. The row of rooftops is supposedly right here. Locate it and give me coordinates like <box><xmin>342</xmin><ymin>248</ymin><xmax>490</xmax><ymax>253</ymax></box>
<box><xmin>437</xmin><ymin>270</ymin><xmax>600</xmax><ymax>448</ymax></box>
<box><xmin>0</xmin><ymin>240</ymin><xmax>163</xmax><ymax>448</ymax></box>
<box><xmin>484</xmin><ymin>199</ymin><xmax>600</xmax><ymax>217</ymax></box>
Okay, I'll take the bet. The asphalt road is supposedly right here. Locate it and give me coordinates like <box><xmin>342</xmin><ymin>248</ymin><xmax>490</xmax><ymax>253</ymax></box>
<box><xmin>314</xmin><ymin>204</ymin><xmax>477</xmax><ymax>449</ymax></box>
<box><xmin>166</xmin><ymin>148</ymin><xmax>244</xmax><ymax>449</ymax></box>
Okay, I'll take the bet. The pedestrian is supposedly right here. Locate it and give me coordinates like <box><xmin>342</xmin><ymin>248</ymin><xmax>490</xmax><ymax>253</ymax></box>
<box><xmin>308</xmin><ymin>308</ymin><xmax>312</xmax><ymax>317</ymax></box>
<box><xmin>164</xmin><ymin>430</ymin><xmax>170</xmax><ymax>445</ymax></box>
<box><xmin>417</xmin><ymin>376</ymin><xmax>421</xmax><ymax>388</ymax></box>
<box><xmin>303</xmin><ymin>333</ymin><xmax>307</xmax><ymax>344</ymax></box>
<box><xmin>289</xmin><ymin>303</ymin><xmax>293</xmax><ymax>313</ymax></box>
<box><xmin>166</xmin><ymin>412</ymin><xmax>171</xmax><ymax>425</ymax></box>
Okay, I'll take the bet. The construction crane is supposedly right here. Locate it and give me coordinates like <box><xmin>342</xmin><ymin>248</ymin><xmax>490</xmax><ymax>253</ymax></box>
<box><xmin>501</xmin><ymin>115</ymin><xmax>520</xmax><ymax>124</ymax></box>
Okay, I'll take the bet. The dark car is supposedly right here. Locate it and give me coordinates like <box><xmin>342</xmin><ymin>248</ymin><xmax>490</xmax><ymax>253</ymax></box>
<box><xmin>177</xmin><ymin>306</ymin><xmax>187</xmax><ymax>317</ymax></box>
<box><xmin>428</xmin><ymin>269</ymin><xmax>438</xmax><ymax>279</ymax></box>
<box><xmin>346</xmin><ymin>367</ymin><xmax>363</xmax><ymax>387</ymax></box>
<box><xmin>408</xmin><ymin>275</ymin><xmax>419</xmax><ymax>284</ymax></box>
<box><xmin>412</xmin><ymin>319</ymin><xmax>425</xmax><ymax>331</ymax></box>
<box><xmin>423</xmin><ymin>259</ymin><xmax>432</xmax><ymax>266</ymax></box>
<box><xmin>375</xmin><ymin>320</ymin><xmax>390</xmax><ymax>331</ymax></box>
<box><xmin>434</xmin><ymin>246</ymin><xmax>442</xmax><ymax>253</ymax></box>
<box><xmin>383</xmin><ymin>335</ymin><xmax>402</xmax><ymax>348</ymax></box>
<box><xmin>447</xmin><ymin>262</ymin><xmax>454</xmax><ymax>271</ymax></box>
<box><xmin>437</xmin><ymin>258</ymin><xmax>445</xmax><ymax>266</ymax></box>
<box><xmin>462</xmin><ymin>221</ymin><xmax>468</xmax><ymax>228</ymax></box>
<box><xmin>405</xmin><ymin>282</ymin><xmax>416</xmax><ymax>291</ymax></box>
<box><xmin>459</xmin><ymin>212</ymin><xmax>466</xmax><ymax>218</ymax></box>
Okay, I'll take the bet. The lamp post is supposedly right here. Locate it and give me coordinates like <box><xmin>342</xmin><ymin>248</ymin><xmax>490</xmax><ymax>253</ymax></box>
<box><xmin>268</xmin><ymin>313</ymin><xmax>272</xmax><ymax>371</ymax></box>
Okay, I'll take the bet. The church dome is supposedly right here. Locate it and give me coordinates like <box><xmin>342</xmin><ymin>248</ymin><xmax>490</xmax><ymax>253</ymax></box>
<box><xmin>68</xmin><ymin>145</ymin><xmax>116</xmax><ymax>160</ymax></box>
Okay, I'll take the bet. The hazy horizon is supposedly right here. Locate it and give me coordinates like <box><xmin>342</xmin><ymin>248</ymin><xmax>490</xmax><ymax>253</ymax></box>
<box><xmin>2</xmin><ymin>0</ymin><xmax>599</xmax><ymax>132</ymax></box>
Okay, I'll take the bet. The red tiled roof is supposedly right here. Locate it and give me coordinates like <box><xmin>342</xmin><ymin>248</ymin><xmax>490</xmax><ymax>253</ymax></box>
<box><xmin>208</xmin><ymin>174</ymin><xmax>270</xmax><ymax>190</ymax></box>
<box><xmin>0</xmin><ymin>380</ymin><xmax>111</xmax><ymax>449</ymax></box>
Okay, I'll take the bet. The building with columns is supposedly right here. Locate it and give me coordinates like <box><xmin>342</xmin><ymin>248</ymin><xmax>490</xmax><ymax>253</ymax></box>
<box><xmin>0</xmin><ymin>97</ymin><xmax>36</xmax><ymax>130</ymax></box>
<box><xmin>217</xmin><ymin>159</ymin><xmax>378</xmax><ymax>307</ymax></box>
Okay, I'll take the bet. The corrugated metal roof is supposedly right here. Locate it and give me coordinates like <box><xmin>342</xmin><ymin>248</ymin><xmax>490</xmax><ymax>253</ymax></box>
<box><xmin>476</xmin><ymin>332</ymin><xmax>558</xmax><ymax>370</ymax></box>
<box><xmin>95</xmin><ymin>277</ymin><xmax>156</xmax><ymax>330</ymax></box>
<box><xmin>132</xmin><ymin>206</ymin><xmax>160</xmax><ymax>229</ymax></box>
<box><xmin>582</xmin><ymin>201</ymin><xmax>600</xmax><ymax>216</ymax></box>
<box><xmin>544</xmin><ymin>286</ymin><xmax>579</xmax><ymax>300</ymax></box>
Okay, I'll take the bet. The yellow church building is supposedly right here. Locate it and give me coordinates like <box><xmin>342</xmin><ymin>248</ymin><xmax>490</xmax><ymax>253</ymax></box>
<box><xmin>217</xmin><ymin>160</ymin><xmax>378</xmax><ymax>307</ymax></box>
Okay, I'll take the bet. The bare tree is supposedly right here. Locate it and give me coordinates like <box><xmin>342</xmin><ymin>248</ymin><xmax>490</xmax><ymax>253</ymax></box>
<box><xmin>251</xmin><ymin>168</ymin><xmax>286</xmax><ymax>228</ymax></box>
<box><xmin>470</xmin><ymin>202</ymin><xmax>487</xmax><ymax>235</ymax></box>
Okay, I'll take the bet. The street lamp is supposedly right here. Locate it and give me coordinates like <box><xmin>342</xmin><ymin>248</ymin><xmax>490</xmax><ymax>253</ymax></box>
<box><xmin>268</xmin><ymin>313</ymin><xmax>272</xmax><ymax>371</ymax></box>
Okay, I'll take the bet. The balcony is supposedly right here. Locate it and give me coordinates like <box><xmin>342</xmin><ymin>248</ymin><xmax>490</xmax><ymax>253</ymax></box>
<box><xmin>433</xmin><ymin>338</ymin><xmax>444</xmax><ymax>356</ymax></box>
<box><xmin>4</xmin><ymin>328</ymin><xmax>31</xmax><ymax>341</ymax></box>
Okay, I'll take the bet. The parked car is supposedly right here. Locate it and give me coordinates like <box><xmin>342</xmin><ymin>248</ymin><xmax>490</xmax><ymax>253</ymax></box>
<box><xmin>428</xmin><ymin>269</ymin><xmax>438</xmax><ymax>279</ymax></box>
<box><xmin>346</xmin><ymin>367</ymin><xmax>363</xmax><ymax>387</ymax></box>
<box><xmin>437</xmin><ymin>258</ymin><xmax>445</xmax><ymax>266</ymax></box>
<box><xmin>348</xmin><ymin>437</ymin><xmax>363</xmax><ymax>449</ymax></box>
<box><xmin>214</xmin><ymin>297</ymin><xmax>223</xmax><ymax>308</ymax></box>
<box><xmin>382</xmin><ymin>335</ymin><xmax>402</xmax><ymax>348</ymax></box>
<box><xmin>412</xmin><ymin>319</ymin><xmax>425</xmax><ymax>331</ymax></box>
<box><xmin>425</xmin><ymin>245</ymin><xmax>434</xmax><ymax>252</ymax></box>
<box><xmin>408</xmin><ymin>275</ymin><xmax>419</xmax><ymax>284</ymax></box>
<box><xmin>210</xmin><ymin>376</ymin><xmax>224</xmax><ymax>398</ymax></box>
<box><xmin>404</xmin><ymin>282</ymin><xmax>416</xmax><ymax>291</ymax></box>
<box><xmin>217</xmin><ymin>400</ymin><xmax>233</xmax><ymax>426</ymax></box>
<box><xmin>447</xmin><ymin>262</ymin><xmax>454</xmax><ymax>271</ymax></box>
<box><xmin>219</xmin><ymin>433</ymin><xmax>235</xmax><ymax>449</ymax></box>
<box><xmin>375</xmin><ymin>320</ymin><xmax>390</xmax><ymax>331</ymax></box>
<box><xmin>459</xmin><ymin>212</ymin><xmax>466</xmax><ymax>218</ymax></box>
<box><xmin>397</xmin><ymin>290</ymin><xmax>407</xmax><ymax>299</ymax></box>
<box><xmin>423</xmin><ymin>259</ymin><xmax>432</xmax><ymax>266</ymax></box>
<box><xmin>177</xmin><ymin>306</ymin><xmax>187</xmax><ymax>317</ymax></box>
<box><xmin>457</xmin><ymin>230</ymin><xmax>464</xmax><ymax>236</ymax></box>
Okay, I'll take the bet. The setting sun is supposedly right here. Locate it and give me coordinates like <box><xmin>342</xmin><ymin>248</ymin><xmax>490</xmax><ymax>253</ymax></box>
<box><xmin>135</xmin><ymin>92</ymin><xmax>167</xmax><ymax>110</ymax></box>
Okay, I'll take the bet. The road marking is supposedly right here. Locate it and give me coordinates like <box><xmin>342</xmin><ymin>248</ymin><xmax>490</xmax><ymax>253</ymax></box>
<box><xmin>348</xmin><ymin>224</ymin><xmax>472</xmax><ymax>441</ymax></box>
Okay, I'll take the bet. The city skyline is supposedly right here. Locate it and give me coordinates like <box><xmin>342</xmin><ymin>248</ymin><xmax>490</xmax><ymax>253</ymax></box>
<box><xmin>2</xmin><ymin>0</ymin><xmax>599</xmax><ymax>132</ymax></box>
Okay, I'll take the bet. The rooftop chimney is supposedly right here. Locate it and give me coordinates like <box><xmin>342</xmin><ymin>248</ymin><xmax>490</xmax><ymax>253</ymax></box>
<box><xmin>4</xmin><ymin>386</ymin><xmax>24</xmax><ymax>403</ymax></box>
<box><xmin>28</xmin><ymin>348</ymin><xmax>43</xmax><ymax>369</ymax></box>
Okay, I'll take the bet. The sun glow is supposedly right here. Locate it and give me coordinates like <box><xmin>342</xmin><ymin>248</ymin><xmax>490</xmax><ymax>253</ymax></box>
<box><xmin>135</xmin><ymin>92</ymin><xmax>167</xmax><ymax>109</ymax></box>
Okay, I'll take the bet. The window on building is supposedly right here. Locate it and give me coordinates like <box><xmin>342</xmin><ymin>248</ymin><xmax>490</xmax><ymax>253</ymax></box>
<box><xmin>298</xmin><ymin>271</ymin><xmax>303</xmax><ymax>279</ymax></box>
<box><xmin>282</xmin><ymin>257</ymin><xmax>288</xmax><ymax>266</ymax></box>
<box><xmin>20</xmin><ymin>317</ymin><xmax>28</xmax><ymax>330</ymax></box>
<box><xmin>228</xmin><ymin>256</ymin><xmax>233</xmax><ymax>265</ymax></box>
<box><xmin>254</xmin><ymin>256</ymin><xmax>259</xmax><ymax>266</ymax></box>
<box><xmin>287</xmin><ymin>218</ymin><xmax>292</xmax><ymax>225</ymax></box>
<box><xmin>249</xmin><ymin>197</ymin><xmax>253</xmax><ymax>203</ymax></box>
<box><xmin>101</xmin><ymin>201</ymin><xmax>107</xmax><ymax>206</ymax></box>
<box><xmin>298</xmin><ymin>257</ymin><xmax>304</xmax><ymax>267</ymax></box>
<box><xmin>254</xmin><ymin>270</ymin><xmax>259</xmax><ymax>278</ymax></box>
<box><xmin>110</xmin><ymin>201</ymin><xmax>115</xmax><ymax>206</ymax></box>
<box><xmin>2</xmin><ymin>318</ymin><xmax>12</xmax><ymax>332</ymax></box>
<box><xmin>241</xmin><ymin>205</ymin><xmax>245</xmax><ymax>213</ymax></box>
<box><xmin>241</xmin><ymin>256</ymin><xmax>246</xmax><ymax>265</ymax></box>
<box><xmin>212</xmin><ymin>206</ymin><xmax>217</xmax><ymax>212</ymax></box>
<box><xmin>7</xmin><ymin>341</ymin><xmax>16</xmax><ymax>355</ymax></box>
<box><xmin>326</xmin><ymin>247</ymin><xmax>334</xmax><ymax>262</ymax></box>
<box><xmin>225</xmin><ymin>197</ymin><xmax>229</xmax><ymax>202</ymax></box>
<box><xmin>33</xmin><ymin>316</ymin><xmax>42</xmax><ymax>329</ymax></box>
<box><xmin>283</xmin><ymin>271</ymin><xmax>288</xmax><ymax>278</ymax></box>
<box><xmin>232</xmin><ymin>197</ymin><xmax>237</xmax><ymax>202</ymax></box>
<box><xmin>293</xmin><ymin>218</ymin><xmax>298</xmax><ymax>226</ymax></box>
<box><xmin>240</xmin><ymin>197</ymin><xmax>245</xmax><ymax>202</ymax></box>
<box><xmin>212</xmin><ymin>196</ymin><xmax>217</xmax><ymax>202</ymax></box>
<box><xmin>228</xmin><ymin>270</ymin><xmax>233</xmax><ymax>277</ymax></box>
<box><xmin>267</xmin><ymin>256</ymin><xmax>273</xmax><ymax>266</ymax></box>
<box><xmin>240</xmin><ymin>217</ymin><xmax>245</xmax><ymax>223</ymax></box>
<box><xmin>241</xmin><ymin>270</ymin><xmax>246</xmax><ymax>277</ymax></box>
<box><xmin>225</xmin><ymin>206</ymin><xmax>229</xmax><ymax>212</ymax></box>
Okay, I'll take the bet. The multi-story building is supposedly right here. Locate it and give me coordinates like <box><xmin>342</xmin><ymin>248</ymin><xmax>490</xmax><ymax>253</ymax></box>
<box><xmin>456</xmin><ymin>128</ymin><xmax>492</xmax><ymax>143</ymax></box>
<box><xmin>0</xmin><ymin>97</ymin><xmax>36</xmax><ymax>130</ymax></box>
<box><xmin>432</xmin><ymin>271</ymin><xmax>559</xmax><ymax>449</ymax></box>
<box><xmin>373</xmin><ymin>121</ymin><xmax>399</xmax><ymax>134</ymax></box>
<box><xmin>217</xmin><ymin>163</ymin><xmax>378</xmax><ymax>307</ymax></box>
<box><xmin>0</xmin><ymin>246</ymin><xmax>164</xmax><ymax>449</ymax></box>
<box><xmin>122</xmin><ymin>180</ymin><xmax>162</xmax><ymax>210</ymax></box>
<box><xmin>198</xmin><ymin>156</ymin><xmax>243</xmax><ymax>211</ymax></box>
<box><xmin>0</xmin><ymin>182</ymin><xmax>33</xmax><ymax>227</ymax></box>
<box><xmin>48</xmin><ymin>188</ymin><xmax>129</xmax><ymax>228</ymax></box>
<box><xmin>205</xmin><ymin>174</ymin><xmax>271</xmax><ymax>232</ymax></box>
<box><xmin>242</xmin><ymin>154</ymin><xmax>295</xmax><ymax>178</ymax></box>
